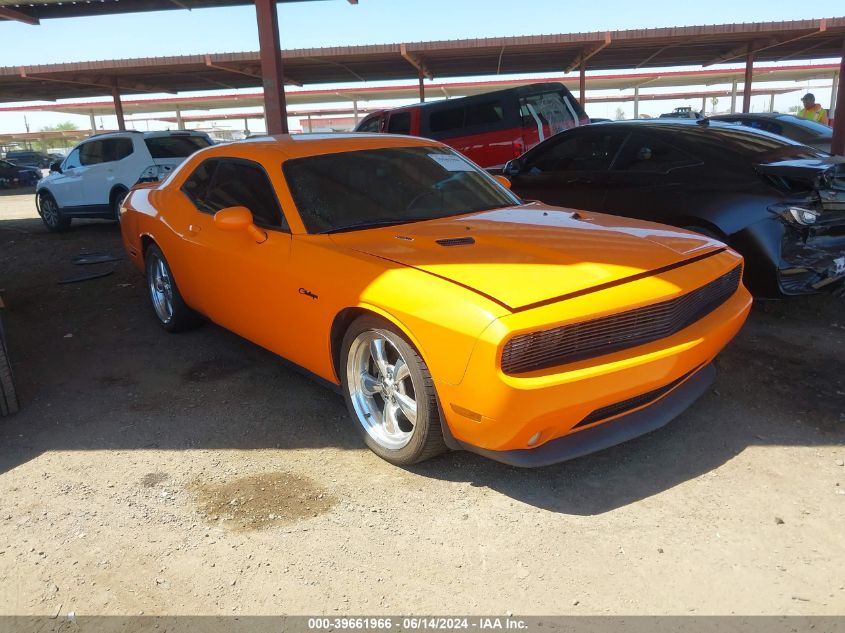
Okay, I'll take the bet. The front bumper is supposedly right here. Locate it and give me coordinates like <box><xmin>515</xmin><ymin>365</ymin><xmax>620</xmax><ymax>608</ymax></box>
<box><xmin>435</xmin><ymin>250</ymin><xmax>752</xmax><ymax>462</ymax></box>
<box><xmin>456</xmin><ymin>364</ymin><xmax>714</xmax><ymax>467</ymax></box>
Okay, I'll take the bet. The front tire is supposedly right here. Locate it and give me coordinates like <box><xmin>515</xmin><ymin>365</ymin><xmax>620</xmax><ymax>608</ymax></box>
<box><xmin>144</xmin><ymin>244</ymin><xmax>201</xmax><ymax>333</ymax></box>
<box><xmin>341</xmin><ymin>315</ymin><xmax>447</xmax><ymax>465</ymax></box>
<box><xmin>37</xmin><ymin>192</ymin><xmax>70</xmax><ymax>232</ymax></box>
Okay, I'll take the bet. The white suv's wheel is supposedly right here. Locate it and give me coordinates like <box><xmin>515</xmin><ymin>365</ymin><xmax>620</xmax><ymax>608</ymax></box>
<box><xmin>37</xmin><ymin>192</ymin><xmax>70</xmax><ymax>232</ymax></box>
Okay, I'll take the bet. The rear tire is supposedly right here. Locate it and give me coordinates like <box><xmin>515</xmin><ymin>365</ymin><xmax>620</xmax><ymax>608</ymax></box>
<box><xmin>111</xmin><ymin>187</ymin><xmax>128</xmax><ymax>222</ymax></box>
<box><xmin>0</xmin><ymin>326</ymin><xmax>19</xmax><ymax>417</ymax></box>
<box><xmin>37</xmin><ymin>191</ymin><xmax>70</xmax><ymax>233</ymax></box>
<box><xmin>341</xmin><ymin>315</ymin><xmax>447</xmax><ymax>465</ymax></box>
<box><xmin>144</xmin><ymin>244</ymin><xmax>201</xmax><ymax>333</ymax></box>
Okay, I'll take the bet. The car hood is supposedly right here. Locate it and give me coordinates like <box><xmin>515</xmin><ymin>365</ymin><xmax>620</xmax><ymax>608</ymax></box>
<box><xmin>330</xmin><ymin>204</ymin><xmax>724</xmax><ymax>311</ymax></box>
<box><xmin>755</xmin><ymin>156</ymin><xmax>845</xmax><ymax>186</ymax></box>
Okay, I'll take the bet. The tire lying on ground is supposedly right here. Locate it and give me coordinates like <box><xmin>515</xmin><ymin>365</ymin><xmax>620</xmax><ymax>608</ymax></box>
<box><xmin>0</xmin><ymin>322</ymin><xmax>19</xmax><ymax>417</ymax></box>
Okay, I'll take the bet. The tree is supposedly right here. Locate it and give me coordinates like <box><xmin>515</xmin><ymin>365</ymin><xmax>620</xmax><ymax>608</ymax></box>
<box><xmin>35</xmin><ymin>121</ymin><xmax>79</xmax><ymax>152</ymax></box>
<box><xmin>710</xmin><ymin>97</ymin><xmax>719</xmax><ymax>113</ymax></box>
<box><xmin>39</xmin><ymin>121</ymin><xmax>78</xmax><ymax>132</ymax></box>
<box><xmin>614</xmin><ymin>107</ymin><xmax>625</xmax><ymax>120</ymax></box>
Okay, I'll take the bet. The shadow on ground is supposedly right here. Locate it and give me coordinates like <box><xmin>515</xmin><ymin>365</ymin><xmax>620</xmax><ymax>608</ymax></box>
<box><xmin>1</xmin><ymin>217</ymin><xmax>843</xmax><ymax>515</ymax></box>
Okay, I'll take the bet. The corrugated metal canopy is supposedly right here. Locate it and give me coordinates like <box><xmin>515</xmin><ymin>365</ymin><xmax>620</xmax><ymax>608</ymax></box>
<box><xmin>0</xmin><ymin>0</ymin><xmax>333</xmax><ymax>23</ymax></box>
<box><xmin>0</xmin><ymin>17</ymin><xmax>843</xmax><ymax>102</ymax></box>
<box><xmin>0</xmin><ymin>64</ymin><xmax>836</xmax><ymax>116</ymax></box>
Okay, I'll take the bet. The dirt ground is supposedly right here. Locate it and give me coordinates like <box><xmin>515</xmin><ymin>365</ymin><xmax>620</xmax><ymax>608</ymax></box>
<box><xmin>0</xmin><ymin>191</ymin><xmax>843</xmax><ymax>617</ymax></box>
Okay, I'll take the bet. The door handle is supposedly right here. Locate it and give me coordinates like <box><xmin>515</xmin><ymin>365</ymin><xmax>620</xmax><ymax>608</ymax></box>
<box><xmin>186</xmin><ymin>224</ymin><xmax>202</xmax><ymax>236</ymax></box>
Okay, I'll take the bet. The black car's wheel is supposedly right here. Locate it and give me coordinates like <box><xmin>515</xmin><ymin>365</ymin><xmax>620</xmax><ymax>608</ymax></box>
<box><xmin>111</xmin><ymin>187</ymin><xmax>128</xmax><ymax>222</ymax></box>
<box><xmin>37</xmin><ymin>191</ymin><xmax>71</xmax><ymax>232</ymax></box>
<box><xmin>341</xmin><ymin>315</ymin><xmax>447</xmax><ymax>465</ymax></box>
<box><xmin>144</xmin><ymin>244</ymin><xmax>201</xmax><ymax>333</ymax></box>
<box><xmin>0</xmin><ymin>326</ymin><xmax>19</xmax><ymax>417</ymax></box>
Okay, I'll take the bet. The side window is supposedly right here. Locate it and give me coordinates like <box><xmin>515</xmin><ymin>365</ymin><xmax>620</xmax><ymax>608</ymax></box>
<box><xmin>524</xmin><ymin>132</ymin><xmax>626</xmax><ymax>173</ymax></box>
<box><xmin>181</xmin><ymin>159</ymin><xmax>218</xmax><ymax>213</ymax></box>
<box><xmin>429</xmin><ymin>106</ymin><xmax>465</xmax><ymax>134</ymax></box>
<box><xmin>79</xmin><ymin>141</ymin><xmax>105</xmax><ymax>166</ymax></box>
<box><xmin>356</xmin><ymin>116</ymin><xmax>382</xmax><ymax>133</ymax></box>
<box><xmin>202</xmin><ymin>160</ymin><xmax>287</xmax><ymax>230</ymax></box>
<box><xmin>613</xmin><ymin>136</ymin><xmax>699</xmax><ymax>173</ymax></box>
<box><xmin>64</xmin><ymin>148</ymin><xmax>82</xmax><ymax>169</ymax></box>
<box><xmin>105</xmin><ymin>138</ymin><xmax>134</xmax><ymax>161</ymax></box>
<box><xmin>464</xmin><ymin>101</ymin><xmax>504</xmax><ymax>127</ymax></box>
<box><xmin>386</xmin><ymin>112</ymin><xmax>411</xmax><ymax>135</ymax></box>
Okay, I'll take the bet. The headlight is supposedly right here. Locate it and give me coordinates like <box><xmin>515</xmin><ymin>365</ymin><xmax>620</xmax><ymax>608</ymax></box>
<box><xmin>785</xmin><ymin>206</ymin><xmax>818</xmax><ymax>226</ymax></box>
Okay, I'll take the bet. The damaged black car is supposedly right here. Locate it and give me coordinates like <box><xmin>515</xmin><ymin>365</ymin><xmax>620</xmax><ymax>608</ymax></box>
<box><xmin>504</xmin><ymin>119</ymin><xmax>845</xmax><ymax>297</ymax></box>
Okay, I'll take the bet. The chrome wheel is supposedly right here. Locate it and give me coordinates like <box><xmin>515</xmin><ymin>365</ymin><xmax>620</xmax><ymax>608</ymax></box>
<box><xmin>347</xmin><ymin>332</ymin><xmax>419</xmax><ymax>450</ymax></box>
<box><xmin>148</xmin><ymin>255</ymin><xmax>174</xmax><ymax>324</ymax></box>
<box><xmin>40</xmin><ymin>195</ymin><xmax>58</xmax><ymax>226</ymax></box>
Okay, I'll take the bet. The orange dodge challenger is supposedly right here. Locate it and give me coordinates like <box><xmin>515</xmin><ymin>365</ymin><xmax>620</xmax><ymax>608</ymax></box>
<box><xmin>120</xmin><ymin>134</ymin><xmax>751</xmax><ymax>467</ymax></box>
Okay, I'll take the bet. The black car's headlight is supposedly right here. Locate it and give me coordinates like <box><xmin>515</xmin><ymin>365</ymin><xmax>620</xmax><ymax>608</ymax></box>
<box><xmin>769</xmin><ymin>203</ymin><xmax>819</xmax><ymax>226</ymax></box>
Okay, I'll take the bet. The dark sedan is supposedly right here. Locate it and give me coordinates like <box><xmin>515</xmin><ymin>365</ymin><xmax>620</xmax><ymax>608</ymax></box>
<box><xmin>706</xmin><ymin>112</ymin><xmax>832</xmax><ymax>154</ymax></box>
<box><xmin>504</xmin><ymin>120</ymin><xmax>845</xmax><ymax>297</ymax></box>
<box><xmin>3</xmin><ymin>150</ymin><xmax>52</xmax><ymax>168</ymax></box>
<box><xmin>0</xmin><ymin>159</ymin><xmax>41</xmax><ymax>188</ymax></box>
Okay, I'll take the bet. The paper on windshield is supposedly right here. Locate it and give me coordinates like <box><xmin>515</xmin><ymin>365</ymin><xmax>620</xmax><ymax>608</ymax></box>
<box><xmin>427</xmin><ymin>153</ymin><xmax>475</xmax><ymax>172</ymax></box>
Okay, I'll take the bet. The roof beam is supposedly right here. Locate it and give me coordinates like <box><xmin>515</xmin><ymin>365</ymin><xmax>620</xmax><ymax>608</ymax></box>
<box><xmin>565</xmin><ymin>33</ymin><xmax>611</xmax><ymax>73</ymax></box>
<box><xmin>635</xmin><ymin>44</ymin><xmax>673</xmax><ymax>69</ymax></box>
<box><xmin>776</xmin><ymin>38</ymin><xmax>828</xmax><ymax>62</ymax></box>
<box><xmin>0</xmin><ymin>7</ymin><xmax>39</xmax><ymax>25</ymax></box>
<box><xmin>619</xmin><ymin>76</ymin><xmax>661</xmax><ymax>90</ymax></box>
<box><xmin>204</xmin><ymin>55</ymin><xmax>302</xmax><ymax>86</ymax></box>
<box><xmin>18</xmin><ymin>69</ymin><xmax>176</xmax><ymax>95</ymax></box>
<box><xmin>704</xmin><ymin>20</ymin><xmax>827</xmax><ymax>66</ymax></box>
<box><xmin>400</xmin><ymin>44</ymin><xmax>433</xmax><ymax>80</ymax></box>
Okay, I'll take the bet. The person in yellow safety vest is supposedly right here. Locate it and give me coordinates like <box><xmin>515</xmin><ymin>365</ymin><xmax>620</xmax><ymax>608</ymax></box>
<box><xmin>797</xmin><ymin>93</ymin><xmax>830</xmax><ymax>126</ymax></box>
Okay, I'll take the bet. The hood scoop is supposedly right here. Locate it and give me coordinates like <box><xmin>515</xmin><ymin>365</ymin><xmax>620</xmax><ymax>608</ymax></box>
<box><xmin>436</xmin><ymin>237</ymin><xmax>475</xmax><ymax>247</ymax></box>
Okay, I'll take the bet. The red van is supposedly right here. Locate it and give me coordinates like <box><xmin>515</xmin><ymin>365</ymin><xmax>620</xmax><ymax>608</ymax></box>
<box><xmin>354</xmin><ymin>82</ymin><xmax>589</xmax><ymax>170</ymax></box>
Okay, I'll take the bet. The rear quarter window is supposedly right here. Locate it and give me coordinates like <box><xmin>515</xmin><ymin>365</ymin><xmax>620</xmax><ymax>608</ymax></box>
<box><xmin>144</xmin><ymin>136</ymin><xmax>211</xmax><ymax>159</ymax></box>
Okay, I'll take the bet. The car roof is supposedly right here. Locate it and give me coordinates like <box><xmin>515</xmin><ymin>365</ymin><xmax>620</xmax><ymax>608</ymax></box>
<box><xmin>81</xmin><ymin>130</ymin><xmax>208</xmax><ymax>140</ymax></box>
<box><xmin>199</xmin><ymin>133</ymin><xmax>440</xmax><ymax>161</ymax></box>
<box><xmin>707</xmin><ymin>112</ymin><xmax>786</xmax><ymax>120</ymax></box>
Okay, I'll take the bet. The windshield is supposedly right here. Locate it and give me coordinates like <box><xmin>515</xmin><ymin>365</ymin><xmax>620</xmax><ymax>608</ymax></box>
<box><xmin>777</xmin><ymin>115</ymin><xmax>833</xmax><ymax>136</ymax></box>
<box><xmin>682</xmin><ymin>125</ymin><xmax>827</xmax><ymax>162</ymax></box>
<box><xmin>283</xmin><ymin>146</ymin><xmax>521</xmax><ymax>234</ymax></box>
<box><xmin>144</xmin><ymin>136</ymin><xmax>211</xmax><ymax>159</ymax></box>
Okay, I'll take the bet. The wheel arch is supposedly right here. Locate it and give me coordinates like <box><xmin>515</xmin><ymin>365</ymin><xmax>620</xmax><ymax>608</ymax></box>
<box><xmin>35</xmin><ymin>187</ymin><xmax>55</xmax><ymax>212</ymax></box>
<box><xmin>109</xmin><ymin>183</ymin><xmax>130</xmax><ymax>208</ymax></box>
<box><xmin>140</xmin><ymin>234</ymin><xmax>158</xmax><ymax>266</ymax></box>
<box><xmin>678</xmin><ymin>218</ymin><xmax>729</xmax><ymax>240</ymax></box>
<box><xmin>329</xmin><ymin>304</ymin><xmax>432</xmax><ymax>386</ymax></box>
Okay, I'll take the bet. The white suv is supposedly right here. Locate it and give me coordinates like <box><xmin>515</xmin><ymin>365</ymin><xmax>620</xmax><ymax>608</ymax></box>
<box><xmin>36</xmin><ymin>130</ymin><xmax>212</xmax><ymax>232</ymax></box>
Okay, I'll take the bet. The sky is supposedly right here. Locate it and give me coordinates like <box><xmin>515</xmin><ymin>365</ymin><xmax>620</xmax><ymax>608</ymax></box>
<box><xmin>0</xmin><ymin>0</ymin><xmax>839</xmax><ymax>138</ymax></box>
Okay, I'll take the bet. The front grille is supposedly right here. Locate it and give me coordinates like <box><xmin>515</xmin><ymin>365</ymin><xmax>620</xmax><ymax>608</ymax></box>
<box><xmin>501</xmin><ymin>265</ymin><xmax>742</xmax><ymax>375</ymax></box>
<box><xmin>573</xmin><ymin>367</ymin><xmax>699</xmax><ymax>429</ymax></box>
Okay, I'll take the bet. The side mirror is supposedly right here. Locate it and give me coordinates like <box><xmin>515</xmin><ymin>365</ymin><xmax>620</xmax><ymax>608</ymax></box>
<box><xmin>49</xmin><ymin>161</ymin><xmax>62</xmax><ymax>174</ymax></box>
<box><xmin>493</xmin><ymin>174</ymin><xmax>512</xmax><ymax>190</ymax></box>
<box><xmin>213</xmin><ymin>206</ymin><xmax>267</xmax><ymax>243</ymax></box>
<box><xmin>503</xmin><ymin>159</ymin><xmax>521</xmax><ymax>176</ymax></box>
